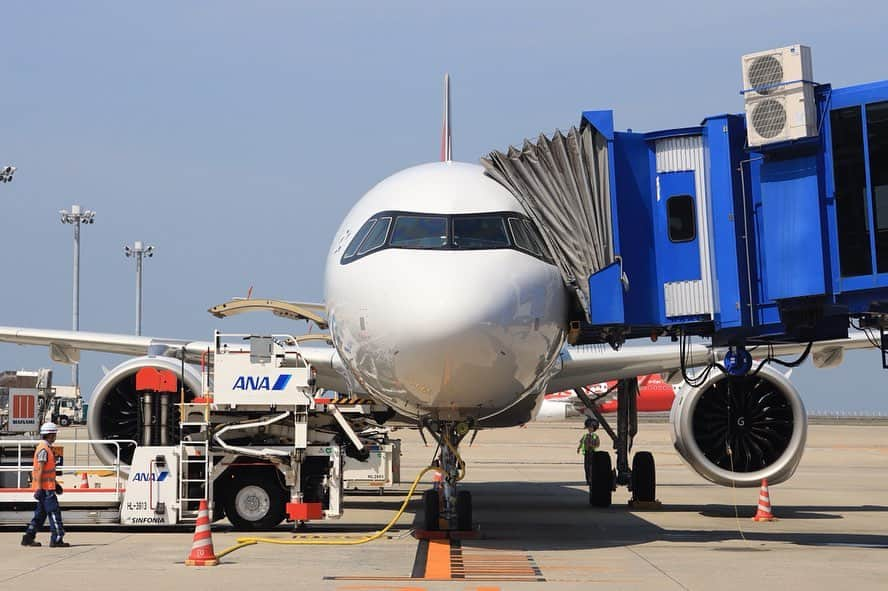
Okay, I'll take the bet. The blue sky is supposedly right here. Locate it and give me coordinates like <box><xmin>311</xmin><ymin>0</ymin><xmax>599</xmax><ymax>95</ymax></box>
<box><xmin>2</xmin><ymin>2</ymin><xmax>887</xmax><ymax>410</ymax></box>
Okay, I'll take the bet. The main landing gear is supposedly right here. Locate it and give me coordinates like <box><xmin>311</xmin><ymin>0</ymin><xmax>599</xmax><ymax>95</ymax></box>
<box><xmin>421</xmin><ymin>419</ymin><xmax>474</xmax><ymax>531</ymax></box>
<box><xmin>575</xmin><ymin>378</ymin><xmax>659</xmax><ymax>507</ymax></box>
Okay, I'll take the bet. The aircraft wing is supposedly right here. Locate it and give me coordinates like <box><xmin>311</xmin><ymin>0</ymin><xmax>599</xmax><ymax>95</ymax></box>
<box><xmin>0</xmin><ymin>325</ymin><xmax>876</xmax><ymax>398</ymax></box>
<box><xmin>0</xmin><ymin>326</ymin><xmax>214</xmax><ymax>364</ymax></box>
<box><xmin>546</xmin><ymin>331</ymin><xmax>879</xmax><ymax>393</ymax></box>
<box><xmin>0</xmin><ymin>325</ymin><xmax>362</xmax><ymax>394</ymax></box>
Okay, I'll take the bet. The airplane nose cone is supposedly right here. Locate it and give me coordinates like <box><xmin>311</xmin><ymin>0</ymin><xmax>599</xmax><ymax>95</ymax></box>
<box><xmin>328</xmin><ymin>250</ymin><xmax>567</xmax><ymax>418</ymax></box>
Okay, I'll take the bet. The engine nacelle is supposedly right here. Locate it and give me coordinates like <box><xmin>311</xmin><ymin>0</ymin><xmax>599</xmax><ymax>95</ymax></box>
<box><xmin>87</xmin><ymin>356</ymin><xmax>201</xmax><ymax>466</ymax></box>
<box><xmin>534</xmin><ymin>398</ymin><xmax>583</xmax><ymax>421</ymax></box>
<box><xmin>670</xmin><ymin>364</ymin><xmax>806</xmax><ymax>487</ymax></box>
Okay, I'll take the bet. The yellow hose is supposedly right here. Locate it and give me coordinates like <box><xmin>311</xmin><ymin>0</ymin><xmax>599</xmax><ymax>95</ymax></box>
<box><xmin>215</xmin><ymin>465</ymin><xmax>443</xmax><ymax>559</ymax></box>
<box><xmin>442</xmin><ymin>431</ymin><xmax>466</xmax><ymax>481</ymax></box>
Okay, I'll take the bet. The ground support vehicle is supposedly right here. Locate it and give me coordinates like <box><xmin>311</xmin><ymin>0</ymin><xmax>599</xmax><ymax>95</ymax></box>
<box><xmin>0</xmin><ymin>332</ymin><xmax>398</xmax><ymax>530</ymax></box>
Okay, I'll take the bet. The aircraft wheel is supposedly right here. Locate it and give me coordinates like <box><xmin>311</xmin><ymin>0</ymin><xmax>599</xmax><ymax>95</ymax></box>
<box><xmin>588</xmin><ymin>451</ymin><xmax>613</xmax><ymax>508</ymax></box>
<box><xmin>422</xmin><ymin>489</ymin><xmax>440</xmax><ymax>531</ymax></box>
<box><xmin>631</xmin><ymin>451</ymin><xmax>656</xmax><ymax>503</ymax></box>
<box><xmin>456</xmin><ymin>490</ymin><xmax>472</xmax><ymax>531</ymax></box>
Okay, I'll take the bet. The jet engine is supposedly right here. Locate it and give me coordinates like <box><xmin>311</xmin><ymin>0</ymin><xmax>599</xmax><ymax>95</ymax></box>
<box><xmin>87</xmin><ymin>356</ymin><xmax>201</xmax><ymax>466</ymax></box>
<box><xmin>534</xmin><ymin>398</ymin><xmax>583</xmax><ymax>421</ymax></box>
<box><xmin>669</xmin><ymin>364</ymin><xmax>806</xmax><ymax>487</ymax></box>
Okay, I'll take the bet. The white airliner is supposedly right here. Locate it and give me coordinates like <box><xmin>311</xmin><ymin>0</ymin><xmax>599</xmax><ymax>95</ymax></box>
<box><xmin>0</xmin><ymin>75</ymin><xmax>876</xmax><ymax>528</ymax></box>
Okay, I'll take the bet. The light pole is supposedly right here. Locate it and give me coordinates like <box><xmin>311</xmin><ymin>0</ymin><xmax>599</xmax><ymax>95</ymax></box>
<box><xmin>60</xmin><ymin>205</ymin><xmax>96</xmax><ymax>395</ymax></box>
<box><xmin>124</xmin><ymin>241</ymin><xmax>154</xmax><ymax>335</ymax></box>
<box><xmin>0</xmin><ymin>165</ymin><xmax>15</xmax><ymax>183</ymax></box>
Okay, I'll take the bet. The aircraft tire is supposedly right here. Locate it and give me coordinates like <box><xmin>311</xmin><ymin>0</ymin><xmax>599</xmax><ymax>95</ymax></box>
<box><xmin>631</xmin><ymin>451</ymin><xmax>656</xmax><ymax>503</ymax></box>
<box><xmin>456</xmin><ymin>490</ymin><xmax>472</xmax><ymax>531</ymax></box>
<box><xmin>422</xmin><ymin>489</ymin><xmax>440</xmax><ymax>531</ymax></box>
<box><xmin>588</xmin><ymin>451</ymin><xmax>613</xmax><ymax>508</ymax></box>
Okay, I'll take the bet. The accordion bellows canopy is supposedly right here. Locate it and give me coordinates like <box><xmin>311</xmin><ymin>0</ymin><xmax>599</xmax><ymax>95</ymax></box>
<box><xmin>482</xmin><ymin>125</ymin><xmax>614</xmax><ymax>320</ymax></box>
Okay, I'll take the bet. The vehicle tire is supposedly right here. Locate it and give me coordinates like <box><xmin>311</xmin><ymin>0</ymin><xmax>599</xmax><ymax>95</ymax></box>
<box><xmin>422</xmin><ymin>489</ymin><xmax>440</xmax><ymax>531</ymax></box>
<box><xmin>223</xmin><ymin>471</ymin><xmax>287</xmax><ymax>531</ymax></box>
<box><xmin>58</xmin><ymin>416</ymin><xmax>71</xmax><ymax>427</ymax></box>
<box><xmin>456</xmin><ymin>490</ymin><xmax>472</xmax><ymax>531</ymax></box>
<box><xmin>631</xmin><ymin>451</ymin><xmax>656</xmax><ymax>503</ymax></box>
<box><xmin>588</xmin><ymin>451</ymin><xmax>613</xmax><ymax>508</ymax></box>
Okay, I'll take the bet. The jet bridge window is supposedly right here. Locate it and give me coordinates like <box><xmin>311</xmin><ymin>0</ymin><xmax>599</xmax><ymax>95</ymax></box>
<box><xmin>389</xmin><ymin>216</ymin><xmax>448</xmax><ymax>248</ymax></box>
<box><xmin>831</xmin><ymin>106</ymin><xmax>872</xmax><ymax>277</ymax></box>
<box><xmin>666</xmin><ymin>195</ymin><xmax>696</xmax><ymax>243</ymax></box>
<box><xmin>452</xmin><ymin>215</ymin><xmax>510</xmax><ymax>249</ymax></box>
<box><xmin>867</xmin><ymin>101</ymin><xmax>888</xmax><ymax>273</ymax></box>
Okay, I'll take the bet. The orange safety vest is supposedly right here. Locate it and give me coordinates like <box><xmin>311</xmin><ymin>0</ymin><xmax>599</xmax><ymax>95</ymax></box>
<box><xmin>32</xmin><ymin>440</ymin><xmax>57</xmax><ymax>491</ymax></box>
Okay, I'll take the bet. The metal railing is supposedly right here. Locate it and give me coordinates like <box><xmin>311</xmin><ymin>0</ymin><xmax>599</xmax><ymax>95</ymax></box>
<box><xmin>0</xmin><ymin>439</ymin><xmax>136</xmax><ymax>492</ymax></box>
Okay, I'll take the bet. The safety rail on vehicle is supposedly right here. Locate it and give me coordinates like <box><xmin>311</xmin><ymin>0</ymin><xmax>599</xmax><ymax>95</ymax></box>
<box><xmin>0</xmin><ymin>439</ymin><xmax>136</xmax><ymax>493</ymax></box>
<box><xmin>213</xmin><ymin>331</ymin><xmax>312</xmax><ymax>365</ymax></box>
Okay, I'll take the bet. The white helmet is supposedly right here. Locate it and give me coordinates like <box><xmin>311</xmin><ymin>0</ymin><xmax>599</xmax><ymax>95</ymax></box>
<box><xmin>39</xmin><ymin>422</ymin><xmax>59</xmax><ymax>435</ymax></box>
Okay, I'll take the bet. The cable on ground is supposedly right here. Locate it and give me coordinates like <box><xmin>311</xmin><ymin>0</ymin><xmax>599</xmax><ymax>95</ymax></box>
<box><xmin>215</xmin><ymin>464</ymin><xmax>443</xmax><ymax>559</ymax></box>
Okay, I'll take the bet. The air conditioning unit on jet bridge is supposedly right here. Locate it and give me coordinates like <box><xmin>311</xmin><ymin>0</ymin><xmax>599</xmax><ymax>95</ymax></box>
<box><xmin>742</xmin><ymin>44</ymin><xmax>817</xmax><ymax>147</ymax></box>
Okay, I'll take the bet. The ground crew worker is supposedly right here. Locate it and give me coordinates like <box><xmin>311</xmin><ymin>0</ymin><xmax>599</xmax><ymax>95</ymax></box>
<box><xmin>21</xmin><ymin>422</ymin><xmax>69</xmax><ymax>548</ymax></box>
<box><xmin>577</xmin><ymin>418</ymin><xmax>601</xmax><ymax>484</ymax></box>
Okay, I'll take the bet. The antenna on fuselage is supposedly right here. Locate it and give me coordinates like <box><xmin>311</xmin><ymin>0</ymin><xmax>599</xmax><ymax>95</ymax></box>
<box><xmin>440</xmin><ymin>73</ymin><xmax>452</xmax><ymax>162</ymax></box>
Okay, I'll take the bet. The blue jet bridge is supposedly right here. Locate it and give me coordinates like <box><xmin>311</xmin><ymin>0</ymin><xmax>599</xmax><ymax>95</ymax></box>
<box><xmin>485</xmin><ymin>75</ymin><xmax>888</xmax><ymax>370</ymax></box>
<box><xmin>575</xmin><ymin>78</ymin><xmax>888</xmax><ymax>360</ymax></box>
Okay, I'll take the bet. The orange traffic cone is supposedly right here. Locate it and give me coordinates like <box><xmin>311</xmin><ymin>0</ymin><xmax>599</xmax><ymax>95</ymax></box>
<box><xmin>185</xmin><ymin>500</ymin><xmax>219</xmax><ymax>566</ymax></box>
<box><xmin>752</xmin><ymin>479</ymin><xmax>777</xmax><ymax>522</ymax></box>
<box><xmin>80</xmin><ymin>472</ymin><xmax>89</xmax><ymax>489</ymax></box>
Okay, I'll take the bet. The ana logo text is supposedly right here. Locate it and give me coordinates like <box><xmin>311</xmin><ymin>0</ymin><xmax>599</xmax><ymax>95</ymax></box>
<box><xmin>132</xmin><ymin>470</ymin><xmax>169</xmax><ymax>482</ymax></box>
<box><xmin>233</xmin><ymin>374</ymin><xmax>292</xmax><ymax>391</ymax></box>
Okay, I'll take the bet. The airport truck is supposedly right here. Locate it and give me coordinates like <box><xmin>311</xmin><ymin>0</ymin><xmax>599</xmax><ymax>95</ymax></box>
<box><xmin>49</xmin><ymin>386</ymin><xmax>83</xmax><ymax>427</ymax></box>
<box><xmin>0</xmin><ymin>331</ymin><xmax>399</xmax><ymax>529</ymax></box>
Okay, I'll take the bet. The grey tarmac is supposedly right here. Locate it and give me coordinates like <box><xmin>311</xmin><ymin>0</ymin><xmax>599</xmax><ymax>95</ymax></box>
<box><xmin>2</xmin><ymin>422</ymin><xmax>887</xmax><ymax>591</ymax></box>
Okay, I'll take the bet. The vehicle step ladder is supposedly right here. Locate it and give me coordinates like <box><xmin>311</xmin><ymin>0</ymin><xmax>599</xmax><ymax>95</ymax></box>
<box><xmin>178</xmin><ymin>421</ymin><xmax>210</xmax><ymax>522</ymax></box>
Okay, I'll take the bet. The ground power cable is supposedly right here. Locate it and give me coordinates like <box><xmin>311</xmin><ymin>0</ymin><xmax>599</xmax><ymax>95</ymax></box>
<box><xmin>726</xmin><ymin>443</ymin><xmax>748</xmax><ymax>544</ymax></box>
<box><xmin>215</xmin><ymin>464</ymin><xmax>445</xmax><ymax>559</ymax></box>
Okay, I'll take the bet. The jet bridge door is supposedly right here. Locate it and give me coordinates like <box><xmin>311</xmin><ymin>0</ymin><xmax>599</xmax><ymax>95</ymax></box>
<box><xmin>655</xmin><ymin>170</ymin><xmax>704</xmax><ymax>318</ymax></box>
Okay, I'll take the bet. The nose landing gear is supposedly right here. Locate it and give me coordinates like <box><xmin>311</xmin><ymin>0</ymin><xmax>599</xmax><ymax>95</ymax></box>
<box><xmin>421</xmin><ymin>419</ymin><xmax>475</xmax><ymax>533</ymax></box>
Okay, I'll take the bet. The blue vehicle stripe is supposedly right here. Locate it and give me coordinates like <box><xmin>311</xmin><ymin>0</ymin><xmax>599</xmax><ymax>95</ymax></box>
<box><xmin>272</xmin><ymin>374</ymin><xmax>292</xmax><ymax>390</ymax></box>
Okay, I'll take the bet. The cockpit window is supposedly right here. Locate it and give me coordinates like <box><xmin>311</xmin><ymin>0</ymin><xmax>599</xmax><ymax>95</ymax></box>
<box><xmin>390</xmin><ymin>216</ymin><xmax>448</xmax><ymax>248</ymax></box>
<box><xmin>508</xmin><ymin>217</ymin><xmax>540</xmax><ymax>255</ymax></box>
<box><xmin>453</xmin><ymin>216</ymin><xmax>510</xmax><ymax>249</ymax></box>
<box><xmin>524</xmin><ymin>220</ymin><xmax>549</xmax><ymax>256</ymax></box>
<box><xmin>340</xmin><ymin>210</ymin><xmax>554</xmax><ymax>264</ymax></box>
<box><xmin>357</xmin><ymin>216</ymin><xmax>391</xmax><ymax>255</ymax></box>
<box><xmin>342</xmin><ymin>218</ymin><xmax>377</xmax><ymax>260</ymax></box>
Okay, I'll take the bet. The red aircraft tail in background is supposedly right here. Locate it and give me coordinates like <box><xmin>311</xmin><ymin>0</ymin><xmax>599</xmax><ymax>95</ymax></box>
<box><xmin>536</xmin><ymin>374</ymin><xmax>679</xmax><ymax>421</ymax></box>
<box><xmin>597</xmin><ymin>374</ymin><xmax>677</xmax><ymax>413</ymax></box>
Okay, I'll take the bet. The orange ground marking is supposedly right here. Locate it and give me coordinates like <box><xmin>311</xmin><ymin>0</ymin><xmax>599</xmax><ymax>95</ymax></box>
<box><xmin>423</xmin><ymin>539</ymin><xmax>451</xmax><ymax>579</ymax></box>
